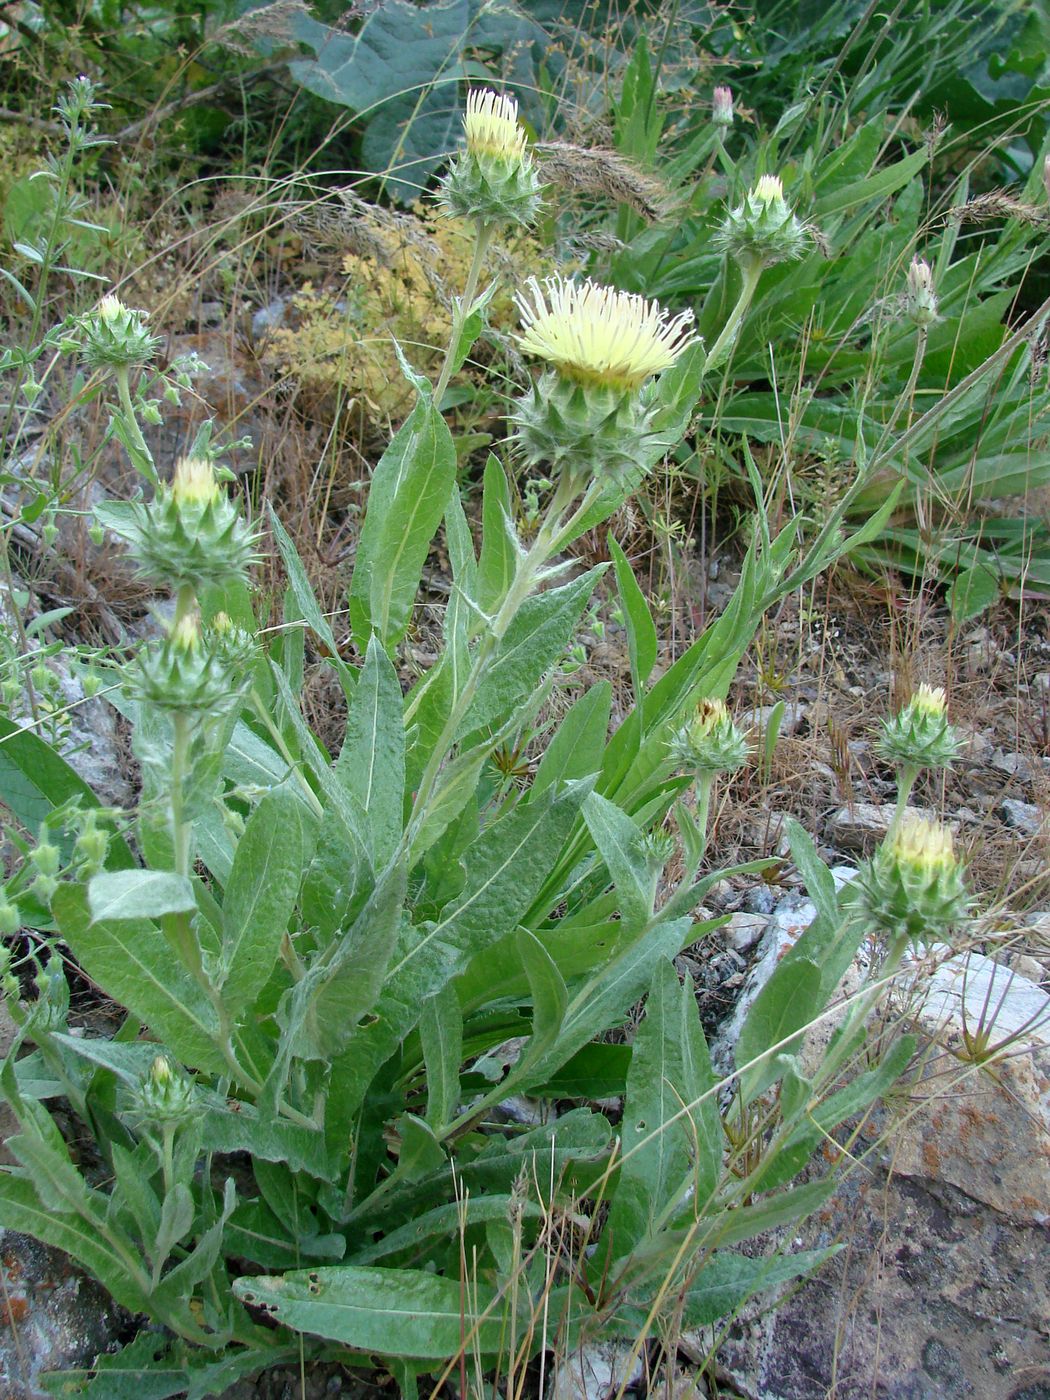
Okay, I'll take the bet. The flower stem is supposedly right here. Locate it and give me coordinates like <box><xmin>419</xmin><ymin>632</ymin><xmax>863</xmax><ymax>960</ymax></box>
<box><xmin>433</xmin><ymin>219</ymin><xmax>494</xmax><ymax>408</ymax></box>
<box><xmin>114</xmin><ymin>365</ymin><xmax>157</xmax><ymax>482</ymax></box>
<box><xmin>704</xmin><ymin>256</ymin><xmax>764</xmax><ymax>375</ymax></box>
<box><xmin>405</xmin><ymin>473</ymin><xmax>598</xmax><ymax>851</ymax></box>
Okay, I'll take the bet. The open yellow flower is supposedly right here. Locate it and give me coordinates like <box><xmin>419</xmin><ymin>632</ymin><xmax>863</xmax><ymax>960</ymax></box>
<box><xmin>514</xmin><ymin>276</ymin><xmax>697</xmax><ymax>391</ymax></box>
<box><xmin>463</xmin><ymin>88</ymin><xmax>528</xmax><ymax>163</ymax></box>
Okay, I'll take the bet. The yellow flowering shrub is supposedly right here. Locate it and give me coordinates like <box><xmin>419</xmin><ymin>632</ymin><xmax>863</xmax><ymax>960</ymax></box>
<box><xmin>265</xmin><ymin>209</ymin><xmax>550</xmax><ymax>431</ymax></box>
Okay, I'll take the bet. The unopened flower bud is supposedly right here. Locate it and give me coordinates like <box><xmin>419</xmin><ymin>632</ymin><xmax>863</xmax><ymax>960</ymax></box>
<box><xmin>29</xmin><ymin>840</ymin><xmax>60</xmax><ymax>879</ymax></box>
<box><xmin>135</xmin><ymin>1055</ymin><xmax>195</xmax><ymax>1125</ymax></box>
<box><xmin>80</xmin><ymin>295</ymin><xmax>160</xmax><ymax>372</ymax></box>
<box><xmin>712</xmin><ymin>86</ymin><xmax>734</xmax><ymax>128</ymax></box>
<box><xmin>439</xmin><ymin>88</ymin><xmax>544</xmax><ymax>228</ymax></box>
<box><xmin>29</xmin><ymin>957</ymin><xmax>69</xmax><ymax>1032</ymax></box>
<box><xmin>106</xmin><ymin>455</ymin><xmax>258</xmax><ymax>592</ymax></box>
<box><xmin>850</xmin><ymin>813</ymin><xmax>969</xmax><ymax>946</ymax></box>
<box><xmin>717</xmin><ymin>173</ymin><xmax>809</xmax><ymax>270</ymax></box>
<box><xmin>1043</xmin><ymin>153</ymin><xmax>1050</xmax><ymax>204</ymax></box>
<box><xmin>670</xmin><ymin>698</ymin><xmax>749</xmax><ymax>777</ymax></box>
<box><xmin>905</xmin><ymin>256</ymin><xmax>939</xmax><ymax>327</ymax></box>
<box><xmin>877</xmin><ymin>682</ymin><xmax>959</xmax><ymax>772</ymax></box>
<box><xmin>207</xmin><ymin>611</ymin><xmax>257</xmax><ymax>672</ymax></box>
<box><xmin>132</xmin><ymin>610</ymin><xmax>248</xmax><ymax>715</ymax></box>
<box><xmin>73</xmin><ymin>812</ymin><xmax>109</xmax><ymax>874</ymax></box>
<box><xmin>0</xmin><ymin>900</ymin><xmax>21</xmax><ymax>936</ymax></box>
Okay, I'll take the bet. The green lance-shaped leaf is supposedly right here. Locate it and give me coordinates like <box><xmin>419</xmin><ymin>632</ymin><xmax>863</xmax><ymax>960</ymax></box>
<box><xmin>476</xmin><ymin>453</ymin><xmax>520</xmax><ymax>615</ymax></box>
<box><xmin>331</xmin><ymin>779</ymin><xmax>593</xmax><ymax>1116</ymax></box>
<box><xmin>608</xmin><ymin>960</ymin><xmax>720</xmax><ymax>1257</ymax></box>
<box><xmin>348</xmin><ymin>391</ymin><xmax>456</xmax><ymax>653</ymax></box>
<box><xmin>532</xmin><ymin>681</ymin><xmax>611</xmax><ymax>798</ymax></box>
<box><xmin>219</xmin><ymin>787</ymin><xmax>315</xmax><ymax>1015</ymax></box>
<box><xmin>676</xmin><ymin>1247</ymin><xmax>840</xmax><ymax>1328</ymax></box>
<box><xmin>461</xmin><ymin>566</ymin><xmax>605</xmax><ymax>737</ymax></box>
<box><xmin>419</xmin><ymin>984</ymin><xmax>463</xmax><ymax>1129</ymax></box>
<box><xmin>736</xmin><ymin>957</ymin><xmax>823</xmax><ymax>1105</ymax></box>
<box><xmin>280</xmin><ymin>862</ymin><xmax>408</xmax><ymax>1062</ymax></box>
<box><xmin>582</xmin><ymin>791</ymin><xmax>653</xmax><ymax>929</ymax></box>
<box><xmin>52</xmin><ymin>885</ymin><xmax>225</xmax><ymax>1073</ymax></box>
<box><xmin>608</xmin><ymin>536</ymin><xmax>658</xmax><ymax>697</ymax></box>
<box><xmin>522</xmin><ymin>916</ymin><xmax>695</xmax><ymax>1090</ymax></box>
<box><xmin>268</xmin><ymin>504</ymin><xmax>355</xmax><ymax>696</ymax></box>
<box><xmin>334</xmin><ymin>636</ymin><xmax>405</xmax><ymax>870</ymax></box>
<box><xmin>0</xmin><ymin>1174</ymin><xmax>151</xmax><ymax>1319</ymax></box>
<box><xmin>233</xmin><ymin>1264</ymin><xmax>509</xmax><ymax>1359</ymax></box>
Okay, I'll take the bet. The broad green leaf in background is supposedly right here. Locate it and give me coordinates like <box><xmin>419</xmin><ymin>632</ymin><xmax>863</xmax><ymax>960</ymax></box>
<box><xmin>335</xmin><ymin>637</ymin><xmax>405</xmax><ymax>870</ymax></box>
<box><xmin>220</xmin><ymin>787</ymin><xmax>315</xmax><ymax>1015</ymax></box>
<box><xmin>348</xmin><ymin>392</ymin><xmax>457</xmax><ymax>652</ymax></box>
<box><xmin>736</xmin><ymin>957</ymin><xmax>823</xmax><ymax>1105</ymax></box>
<box><xmin>87</xmin><ymin>871</ymin><xmax>196</xmax><ymax>924</ymax></box>
<box><xmin>0</xmin><ymin>718</ymin><xmax>135</xmax><ymax>867</ymax></box>
<box><xmin>233</xmin><ymin>1265</ymin><xmax>509</xmax><ymax>1357</ymax></box>
<box><xmin>52</xmin><ymin>886</ymin><xmax>225</xmax><ymax>1074</ymax></box>
<box><xmin>279</xmin><ymin>0</ymin><xmax>547</xmax><ymax>203</ymax></box>
<box><xmin>948</xmin><ymin>562</ymin><xmax>1000</xmax><ymax>620</ymax></box>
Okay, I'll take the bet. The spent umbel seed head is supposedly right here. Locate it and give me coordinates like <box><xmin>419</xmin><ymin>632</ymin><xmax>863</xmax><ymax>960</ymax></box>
<box><xmin>712</xmin><ymin>86</ymin><xmax>734</xmax><ymax>128</ymax></box>
<box><xmin>669</xmin><ymin>698</ymin><xmax>749</xmax><ymax>777</ymax></box>
<box><xmin>905</xmin><ymin>256</ymin><xmax>939</xmax><ymax>328</ymax></box>
<box><xmin>80</xmin><ymin>295</ymin><xmax>161</xmax><ymax>372</ymax></box>
<box><xmin>850</xmin><ymin>812</ymin><xmax>970</xmax><ymax>947</ymax></box>
<box><xmin>716</xmin><ymin>173</ymin><xmax>810</xmax><ymax>270</ymax></box>
<box><xmin>108</xmin><ymin>456</ymin><xmax>259</xmax><ymax>592</ymax></box>
<box><xmin>877</xmin><ymin>682</ymin><xmax>960</xmax><ymax>772</ymax></box>
<box><xmin>438</xmin><ymin>88</ymin><xmax>544</xmax><ymax>229</ymax></box>
<box><xmin>510</xmin><ymin>276</ymin><xmax>697</xmax><ymax>485</ymax></box>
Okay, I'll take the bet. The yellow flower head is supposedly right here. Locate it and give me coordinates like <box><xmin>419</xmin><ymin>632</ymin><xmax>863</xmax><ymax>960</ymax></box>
<box><xmin>693</xmin><ymin>697</ymin><xmax>729</xmax><ymax>736</ymax></box>
<box><xmin>463</xmin><ymin>88</ymin><xmax>527</xmax><ymax>163</ymax></box>
<box><xmin>910</xmin><ymin>682</ymin><xmax>947</xmax><ymax>717</ymax></box>
<box><xmin>515</xmin><ymin>276</ymin><xmax>697</xmax><ymax>391</ymax></box>
<box><xmin>97</xmin><ymin>294</ymin><xmax>127</xmax><ymax>324</ymax></box>
<box><xmin>891</xmin><ymin>813</ymin><xmax>956</xmax><ymax>876</ymax></box>
<box><xmin>171</xmin><ymin>456</ymin><xmax>219</xmax><ymax>508</ymax></box>
<box><xmin>753</xmin><ymin>174</ymin><xmax>785</xmax><ymax>204</ymax></box>
<box><xmin>170</xmin><ymin>612</ymin><xmax>202</xmax><ymax>652</ymax></box>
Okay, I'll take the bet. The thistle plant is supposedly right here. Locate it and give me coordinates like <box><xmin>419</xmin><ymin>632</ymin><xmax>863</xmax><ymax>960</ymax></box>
<box><xmin>0</xmin><ymin>83</ymin><xmax>968</xmax><ymax>1393</ymax></box>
